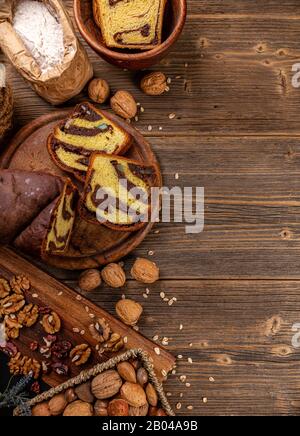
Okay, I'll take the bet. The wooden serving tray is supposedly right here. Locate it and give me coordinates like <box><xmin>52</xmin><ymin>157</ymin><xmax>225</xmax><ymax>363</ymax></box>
<box><xmin>0</xmin><ymin>109</ymin><xmax>162</xmax><ymax>270</ymax></box>
<box><xmin>0</xmin><ymin>247</ymin><xmax>175</xmax><ymax>387</ymax></box>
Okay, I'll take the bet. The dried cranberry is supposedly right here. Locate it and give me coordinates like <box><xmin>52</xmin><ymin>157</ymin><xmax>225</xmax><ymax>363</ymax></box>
<box><xmin>52</xmin><ymin>362</ymin><xmax>69</xmax><ymax>376</ymax></box>
<box><xmin>51</xmin><ymin>340</ymin><xmax>72</xmax><ymax>359</ymax></box>
<box><xmin>0</xmin><ymin>341</ymin><xmax>18</xmax><ymax>357</ymax></box>
<box><xmin>43</xmin><ymin>335</ymin><xmax>57</xmax><ymax>348</ymax></box>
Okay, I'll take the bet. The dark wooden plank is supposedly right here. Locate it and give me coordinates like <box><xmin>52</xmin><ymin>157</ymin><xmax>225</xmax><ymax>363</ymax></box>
<box><xmin>62</xmin><ymin>278</ymin><xmax>300</xmax><ymax>416</ymax></box>
<box><xmin>0</xmin><ymin>247</ymin><xmax>175</xmax><ymax>386</ymax></box>
<box><xmin>2</xmin><ymin>2</ymin><xmax>300</xmax><ymax>135</ymax></box>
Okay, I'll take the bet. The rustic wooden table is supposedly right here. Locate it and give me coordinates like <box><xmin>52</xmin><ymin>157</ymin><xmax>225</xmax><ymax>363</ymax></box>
<box><xmin>2</xmin><ymin>0</ymin><xmax>300</xmax><ymax>416</ymax></box>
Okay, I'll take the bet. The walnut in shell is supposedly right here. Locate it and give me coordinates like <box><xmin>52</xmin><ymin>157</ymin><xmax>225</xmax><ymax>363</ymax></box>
<box><xmin>141</xmin><ymin>72</ymin><xmax>167</xmax><ymax>96</ymax></box>
<box><xmin>91</xmin><ymin>369</ymin><xmax>122</xmax><ymax>400</ymax></box>
<box><xmin>79</xmin><ymin>269</ymin><xmax>101</xmax><ymax>292</ymax></box>
<box><xmin>110</xmin><ymin>90</ymin><xmax>137</xmax><ymax>119</ymax></box>
<box><xmin>115</xmin><ymin>299</ymin><xmax>143</xmax><ymax>326</ymax></box>
<box><xmin>131</xmin><ymin>258</ymin><xmax>159</xmax><ymax>284</ymax></box>
<box><xmin>101</xmin><ymin>263</ymin><xmax>126</xmax><ymax>288</ymax></box>
<box><xmin>88</xmin><ymin>78</ymin><xmax>110</xmax><ymax>104</ymax></box>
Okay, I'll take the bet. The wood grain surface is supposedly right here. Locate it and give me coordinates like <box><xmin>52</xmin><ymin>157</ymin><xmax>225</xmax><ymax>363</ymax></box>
<box><xmin>0</xmin><ymin>247</ymin><xmax>175</xmax><ymax>386</ymax></box>
<box><xmin>1</xmin><ymin>0</ymin><xmax>300</xmax><ymax>416</ymax></box>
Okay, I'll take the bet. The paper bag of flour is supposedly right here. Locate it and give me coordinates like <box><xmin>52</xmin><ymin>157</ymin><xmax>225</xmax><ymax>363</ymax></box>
<box><xmin>0</xmin><ymin>0</ymin><xmax>93</xmax><ymax>105</ymax></box>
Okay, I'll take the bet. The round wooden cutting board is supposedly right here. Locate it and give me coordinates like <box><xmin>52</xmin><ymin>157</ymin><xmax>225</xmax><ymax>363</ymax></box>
<box><xmin>0</xmin><ymin>109</ymin><xmax>162</xmax><ymax>270</ymax></box>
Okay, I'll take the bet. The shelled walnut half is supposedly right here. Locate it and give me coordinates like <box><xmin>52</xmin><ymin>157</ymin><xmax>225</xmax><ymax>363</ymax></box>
<box><xmin>18</xmin><ymin>303</ymin><xmax>39</xmax><ymax>327</ymax></box>
<box><xmin>42</xmin><ymin>311</ymin><xmax>61</xmax><ymax>334</ymax></box>
<box><xmin>70</xmin><ymin>344</ymin><xmax>91</xmax><ymax>366</ymax></box>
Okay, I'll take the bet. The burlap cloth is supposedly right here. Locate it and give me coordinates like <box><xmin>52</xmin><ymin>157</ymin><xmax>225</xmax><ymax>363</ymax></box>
<box><xmin>14</xmin><ymin>348</ymin><xmax>175</xmax><ymax>416</ymax></box>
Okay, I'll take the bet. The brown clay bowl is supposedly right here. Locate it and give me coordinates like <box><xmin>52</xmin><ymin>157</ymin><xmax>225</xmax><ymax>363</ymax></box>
<box><xmin>74</xmin><ymin>0</ymin><xmax>187</xmax><ymax>70</ymax></box>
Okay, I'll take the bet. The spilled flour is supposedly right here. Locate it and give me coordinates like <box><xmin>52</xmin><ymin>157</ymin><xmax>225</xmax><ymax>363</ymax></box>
<box><xmin>13</xmin><ymin>0</ymin><xmax>65</xmax><ymax>73</ymax></box>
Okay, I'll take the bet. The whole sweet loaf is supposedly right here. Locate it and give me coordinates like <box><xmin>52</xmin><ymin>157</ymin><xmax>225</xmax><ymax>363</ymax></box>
<box><xmin>79</xmin><ymin>152</ymin><xmax>158</xmax><ymax>232</ymax></box>
<box><xmin>47</xmin><ymin>102</ymin><xmax>132</xmax><ymax>181</ymax></box>
<box><xmin>93</xmin><ymin>0</ymin><xmax>167</xmax><ymax>50</ymax></box>
<box><xmin>0</xmin><ymin>170</ymin><xmax>78</xmax><ymax>258</ymax></box>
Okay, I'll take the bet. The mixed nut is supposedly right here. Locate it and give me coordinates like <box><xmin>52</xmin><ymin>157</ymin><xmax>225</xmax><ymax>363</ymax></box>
<box><xmin>0</xmin><ymin>273</ymin><xmax>126</xmax><ymax>380</ymax></box>
<box><xmin>31</xmin><ymin>360</ymin><xmax>167</xmax><ymax>417</ymax></box>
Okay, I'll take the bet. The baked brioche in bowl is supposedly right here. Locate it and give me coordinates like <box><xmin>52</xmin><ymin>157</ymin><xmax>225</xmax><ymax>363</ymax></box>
<box><xmin>74</xmin><ymin>0</ymin><xmax>187</xmax><ymax>70</ymax></box>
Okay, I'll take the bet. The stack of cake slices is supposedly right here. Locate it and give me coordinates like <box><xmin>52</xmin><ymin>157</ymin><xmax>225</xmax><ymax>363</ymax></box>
<box><xmin>46</xmin><ymin>101</ymin><xmax>158</xmax><ymax>235</ymax></box>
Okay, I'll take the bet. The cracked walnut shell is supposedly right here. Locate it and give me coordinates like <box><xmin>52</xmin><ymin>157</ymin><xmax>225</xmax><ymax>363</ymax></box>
<box><xmin>42</xmin><ymin>311</ymin><xmax>61</xmax><ymax>334</ymax></box>
<box><xmin>131</xmin><ymin>258</ymin><xmax>159</xmax><ymax>284</ymax></box>
<box><xmin>18</xmin><ymin>304</ymin><xmax>39</xmax><ymax>327</ymax></box>
<box><xmin>0</xmin><ymin>278</ymin><xmax>11</xmax><ymax>298</ymax></box>
<box><xmin>89</xmin><ymin>317</ymin><xmax>111</xmax><ymax>343</ymax></box>
<box><xmin>70</xmin><ymin>344</ymin><xmax>91</xmax><ymax>366</ymax></box>
<box><xmin>101</xmin><ymin>263</ymin><xmax>126</xmax><ymax>288</ymax></box>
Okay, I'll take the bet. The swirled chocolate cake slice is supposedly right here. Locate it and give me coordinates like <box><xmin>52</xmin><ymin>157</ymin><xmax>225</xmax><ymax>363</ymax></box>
<box><xmin>93</xmin><ymin>0</ymin><xmax>167</xmax><ymax>50</ymax></box>
<box><xmin>42</xmin><ymin>179</ymin><xmax>78</xmax><ymax>256</ymax></box>
<box><xmin>14</xmin><ymin>179</ymin><xmax>78</xmax><ymax>257</ymax></box>
<box><xmin>48</xmin><ymin>102</ymin><xmax>132</xmax><ymax>181</ymax></box>
<box><xmin>79</xmin><ymin>153</ymin><xmax>158</xmax><ymax>231</ymax></box>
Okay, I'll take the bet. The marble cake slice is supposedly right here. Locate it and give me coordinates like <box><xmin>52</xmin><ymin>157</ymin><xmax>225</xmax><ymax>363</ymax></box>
<box><xmin>14</xmin><ymin>179</ymin><xmax>78</xmax><ymax>257</ymax></box>
<box><xmin>79</xmin><ymin>153</ymin><xmax>158</xmax><ymax>232</ymax></box>
<box><xmin>47</xmin><ymin>102</ymin><xmax>132</xmax><ymax>181</ymax></box>
<box><xmin>93</xmin><ymin>0</ymin><xmax>167</xmax><ymax>50</ymax></box>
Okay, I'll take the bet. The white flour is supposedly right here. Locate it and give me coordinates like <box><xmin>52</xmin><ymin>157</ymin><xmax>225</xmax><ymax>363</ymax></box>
<box><xmin>13</xmin><ymin>0</ymin><xmax>65</xmax><ymax>73</ymax></box>
<box><xmin>0</xmin><ymin>63</ymin><xmax>6</xmax><ymax>88</ymax></box>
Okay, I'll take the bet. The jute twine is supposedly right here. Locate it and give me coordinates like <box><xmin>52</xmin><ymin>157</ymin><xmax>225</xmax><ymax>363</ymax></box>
<box><xmin>0</xmin><ymin>83</ymin><xmax>13</xmax><ymax>140</ymax></box>
<box><xmin>14</xmin><ymin>348</ymin><xmax>175</xmax><ymax>416</ymax></box>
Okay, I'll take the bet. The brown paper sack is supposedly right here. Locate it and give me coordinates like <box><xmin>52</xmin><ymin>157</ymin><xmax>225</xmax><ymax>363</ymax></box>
<box><xmin>0</xmin><ymin>0</ymin><xmax>93</xmax><ymax>105</ymax></box>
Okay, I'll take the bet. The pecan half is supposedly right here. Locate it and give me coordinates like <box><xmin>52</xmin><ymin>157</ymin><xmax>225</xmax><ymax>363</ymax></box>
<box><xmin>0</xmin><ymin>278</ymin><xmax>11</xmax><ymax>299</ymax></box>
<box><xmin>42</xmin><ymin>311</ymin><xmax>61</xmax><ymax>334</ymax></box>
<box><xmin>1</xmin><ymin>294</ymin><xmax>25</xmax><ymax>315</ymax></box>
<box><xmin>18</xmin><ymin>304</ymin><xmax>39</xmax><ymax>327</ymax></box>
<box><xmin>70</xmin><ymin>344</ymin><xmax>91</xmax><ymax>366</ymax></box>
<box><xmin>10</xmin><ymin>275</ymin><xmax>30</xmax><ymax>294</ymax></box>
<box><xmin>4</xmin><ymin>316</ymin><xmax>23</xmax><ymax>339</ymax></box>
